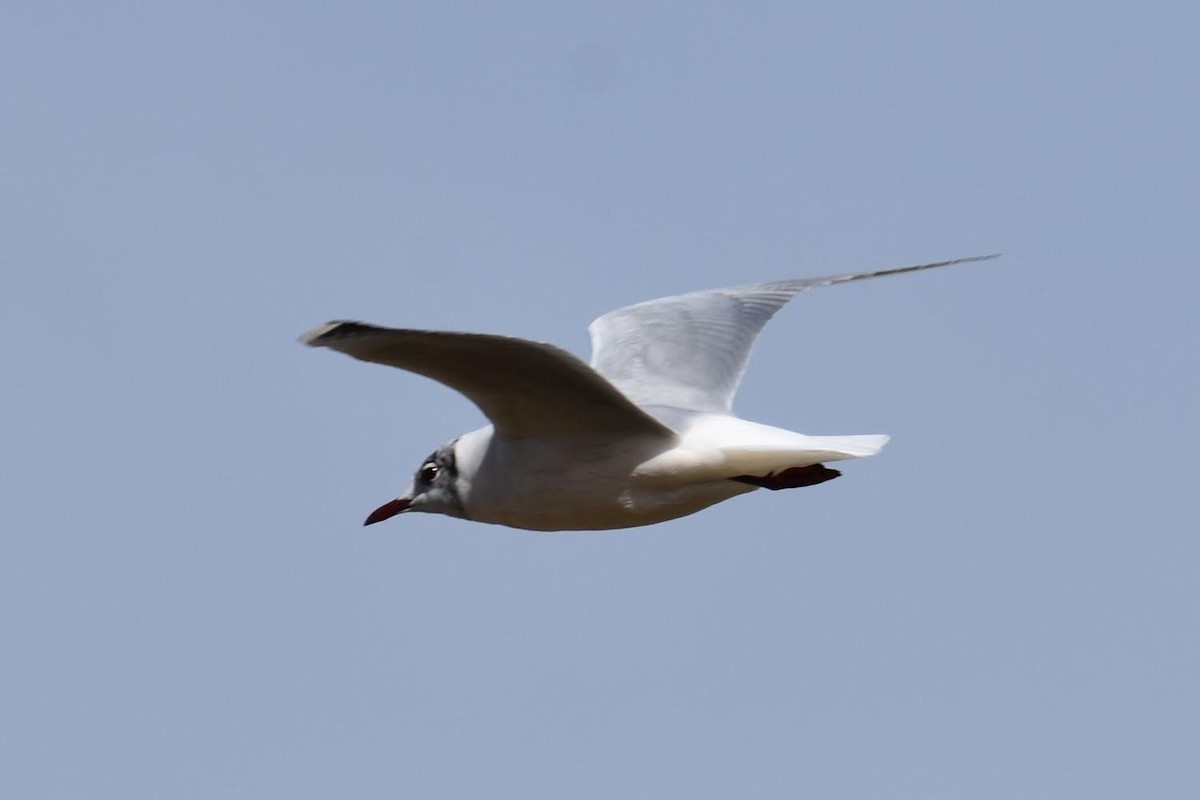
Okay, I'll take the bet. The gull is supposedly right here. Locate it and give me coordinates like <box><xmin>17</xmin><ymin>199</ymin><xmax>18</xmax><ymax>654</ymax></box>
<box><xmin>302</xmin><ymin>255</ymin><xmax>994</xmax><ymax>531</ymax></box>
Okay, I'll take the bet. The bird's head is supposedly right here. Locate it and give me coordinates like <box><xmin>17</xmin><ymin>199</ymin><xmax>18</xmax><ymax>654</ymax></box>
<box><xmin>364</xmin><ymin>440</ymin><xmax>466</xmax><ymax>525</ymax></box>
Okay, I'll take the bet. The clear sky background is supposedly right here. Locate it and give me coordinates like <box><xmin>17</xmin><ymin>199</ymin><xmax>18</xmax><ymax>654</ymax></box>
<box><xmin>4</xmin><ymin>2</ymin><xmax>1197</xmax><ymax>798</ymax></box>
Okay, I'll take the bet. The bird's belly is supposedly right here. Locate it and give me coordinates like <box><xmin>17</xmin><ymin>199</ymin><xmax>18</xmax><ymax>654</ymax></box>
<box><xmin>469</xmin><ymin>476</ymin><xmax>751</xmax><ymax>531</ymax></box>
<box><xmin>459</xmin><ymin>438</ymin><xmax>751</xmax><ymax>532</ymax></box>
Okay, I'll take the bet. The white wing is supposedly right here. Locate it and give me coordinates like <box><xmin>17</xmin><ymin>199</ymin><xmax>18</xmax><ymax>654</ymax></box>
<box><xmin>588</xmin><ymin>255</ymin><xmax>997</xmax><ymax>414</ymax></box>
<box><xmin>303</xmin><ymin>322</ymin><xmax>673</xmax><ymax>440</ymax></box>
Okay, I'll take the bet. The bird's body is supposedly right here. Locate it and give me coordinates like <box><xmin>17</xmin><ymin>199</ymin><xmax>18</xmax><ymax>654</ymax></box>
<box><xmin>303</xmin><ymin>255</ymin><xmax>993</xmax><ymax>531</ymax></box>
<box><xmin>449</xmin><ymin>424</ymin><xmax>685</xmax><ymax>531</ymax></box>
<box><xmin>442</xmin><ymin>415</ymin><xmax>883</xmax><ymax>531</ymax></box>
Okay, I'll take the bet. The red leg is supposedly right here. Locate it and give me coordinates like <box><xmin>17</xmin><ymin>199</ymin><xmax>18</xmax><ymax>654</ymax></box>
<box><xmin>731</xmin><ymin>464</ymin><xmax>841</xmax><ymax>491</ymax></box>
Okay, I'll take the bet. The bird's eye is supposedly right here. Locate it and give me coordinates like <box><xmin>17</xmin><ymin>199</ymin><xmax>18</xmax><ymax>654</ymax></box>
<box><xmin>419</xmin><ymin>463</ymin><xmax>439</xmax><ymax>483</ymax></box>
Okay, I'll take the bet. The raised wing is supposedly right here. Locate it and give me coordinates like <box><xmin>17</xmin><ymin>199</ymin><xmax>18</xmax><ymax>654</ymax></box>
<box><xmin>588</xmin><ymin>255</ymin><xmax>997</xmax><ymax>413</ymax></box>
<box><xmin>303</xmin><ymin>322</ymin><xmax>674</xmax><ymax>440</ymax></box>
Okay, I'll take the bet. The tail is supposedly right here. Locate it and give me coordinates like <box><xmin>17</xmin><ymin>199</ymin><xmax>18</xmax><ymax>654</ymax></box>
<box><xmin>801</xmin><ymin>433</ymin><xmax>890</xmax><ymax>459</ymax></box>
<box><xmin>718</xmin><ymin>434</ymin><xmax>890</xmax><ymax>476</ymax></box>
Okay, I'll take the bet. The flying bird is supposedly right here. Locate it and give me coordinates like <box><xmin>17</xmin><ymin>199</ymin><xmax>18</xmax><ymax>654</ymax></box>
<box><xmin>303</xmin><ymin>255</ymin><xmax>994</xmax><ymax>531</ymax></box>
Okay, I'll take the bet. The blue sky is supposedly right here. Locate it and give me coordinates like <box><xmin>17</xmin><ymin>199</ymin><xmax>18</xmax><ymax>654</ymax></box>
<box><xmin>4</xmin><ymin>2</ymin><xmax>1198</xmax><ymax>798</ymax></box>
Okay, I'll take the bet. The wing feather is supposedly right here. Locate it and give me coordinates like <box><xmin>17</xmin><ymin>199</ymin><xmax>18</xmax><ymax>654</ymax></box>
<box><xmin>303</xmin><ymin>322</ymin><xmax>673</xmax><ymax>440</ymax></box>
<box><xmin>588</xmin><ymin>255</ymin><xmax>997</xmax><ymax>413</ymax></box>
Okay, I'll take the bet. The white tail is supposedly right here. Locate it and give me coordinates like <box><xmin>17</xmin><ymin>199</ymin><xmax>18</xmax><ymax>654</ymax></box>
<box><xmin>717</xmin><ymin>433</ymin><xmax>889</xmax><ymax>476</ymax></box>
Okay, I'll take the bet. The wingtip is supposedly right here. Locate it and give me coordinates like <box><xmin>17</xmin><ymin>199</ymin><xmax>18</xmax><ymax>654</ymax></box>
<box><xmin>836</xmin><ymin>253</ymin><xmax>1003</xmax><ymax>286</ymax></box>
<box><xmin>299</xmin><ymin>321</ymin><xmax>343</xmax><ymax>347</ymax></box>
<box><xmin>299</xmin><ymin>320</ymin><xmax>373</xmax><ymax>347</ymax></box>
<box><xmin>904</xmin><ymin>253</ymin><xmax>1002</xmax><ymax>271</ymax></box>
<box><xmin>959</xmin><ymin>253</ymin><xmax>1002</xmax><ymax>264</ymax></box>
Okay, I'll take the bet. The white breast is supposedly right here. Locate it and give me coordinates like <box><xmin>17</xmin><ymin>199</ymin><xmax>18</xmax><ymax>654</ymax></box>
<box><xmin>455</xmin><ymin>427</ymin><xmax>750</xmax><ymax>531</ymax></box>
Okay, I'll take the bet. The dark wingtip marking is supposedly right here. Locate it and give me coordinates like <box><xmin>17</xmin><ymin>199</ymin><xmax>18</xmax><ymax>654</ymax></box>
<box><xmin>300</xmin><ymin>320</ymin><xmax>375</xmax><ymax>347</ymax></box>
<box><xmin>732</xmin><ymin>464</ymin><xmax>842</xmax><ymax>491</ymax></box>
